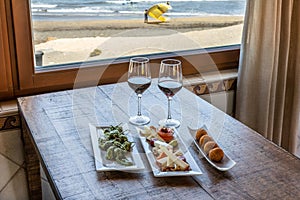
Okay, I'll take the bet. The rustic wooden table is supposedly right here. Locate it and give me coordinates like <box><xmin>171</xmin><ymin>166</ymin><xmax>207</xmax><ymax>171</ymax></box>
<box><xmin>18</xmin><ymin>82</ymin><xmax>300</xmax><ymax>200</ymax></box>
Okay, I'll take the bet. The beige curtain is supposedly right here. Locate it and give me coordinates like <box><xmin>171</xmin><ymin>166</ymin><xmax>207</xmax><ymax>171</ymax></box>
<box><xmin>236</xmin><ymin>0</ymin><xmax>300</xmax><ymax>156</ymax></box>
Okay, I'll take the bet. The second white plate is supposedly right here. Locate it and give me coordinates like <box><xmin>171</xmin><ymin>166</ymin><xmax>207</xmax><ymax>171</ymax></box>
<box><xmin>138</xmin><ymin>127</ymin><xmax>202</xmax><ymax>177</ymax></box>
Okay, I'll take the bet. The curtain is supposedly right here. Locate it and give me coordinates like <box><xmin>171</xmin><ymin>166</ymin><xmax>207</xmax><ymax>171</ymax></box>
<box><xmin>236</xmin><ymin>0</ymin><xmax>300</xmax><ymax>156</ymax></box>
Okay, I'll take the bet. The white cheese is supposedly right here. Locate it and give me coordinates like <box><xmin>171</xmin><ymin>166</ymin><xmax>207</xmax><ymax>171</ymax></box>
<box><xmin>156</xmin><ymin>157</ymin><xmax>168</xmax><ymax>167</ymax></box>
<box><xmin>160</xmin><ymin>146</ymin><xmax>189</xmax><ymax>170</ymax></box>
<box><xmin>154</xmin><ymin>141</ymin><xmax>173</xmax><ymax>151</ymax></box>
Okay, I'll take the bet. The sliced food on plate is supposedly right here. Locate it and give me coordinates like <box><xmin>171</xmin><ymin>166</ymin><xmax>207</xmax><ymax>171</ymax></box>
<box><xmin>140</xmin><ymin>126</ymin><xmax>190</xmax><ymax>172</ymax></box>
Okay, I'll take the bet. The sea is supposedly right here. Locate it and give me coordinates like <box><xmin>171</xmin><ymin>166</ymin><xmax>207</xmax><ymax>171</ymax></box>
<box><xmin>31</xmin><ymin>0</ymin><xmax>246</xmax><ymax>21</ymax></box>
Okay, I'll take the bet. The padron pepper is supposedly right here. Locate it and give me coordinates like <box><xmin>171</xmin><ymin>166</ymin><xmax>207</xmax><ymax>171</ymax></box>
<box><xmin>106</xmin><ymin>146</ymin><xmax>117</xmax><ymax>160</ymax></box>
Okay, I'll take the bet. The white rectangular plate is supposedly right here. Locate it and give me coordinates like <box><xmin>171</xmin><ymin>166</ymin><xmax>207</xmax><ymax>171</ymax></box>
<box><xmin>89</xmin><ymin>124</ymin><xmax>145</xmax><ymax>171</ymax></box>
<box><xmin>188</xmin><ymin>126</ymin><xmax>236</xmax><ymax>171</ymax></box>
<box><xmin>138</xmin><ymin>128</ymin><xmax>202</xmax><ymax>177</ymax></box>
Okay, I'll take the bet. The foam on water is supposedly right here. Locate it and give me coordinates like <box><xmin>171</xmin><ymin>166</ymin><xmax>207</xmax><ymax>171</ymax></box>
<box><xmin>31</xmin><ymin>0</ymin><xmax>246</xmax><ymax>20</ymax></box>
<box><xmin>31</xmin><ymin>4</ymin><xmax>58</xmax><ymax>8</ymax></box>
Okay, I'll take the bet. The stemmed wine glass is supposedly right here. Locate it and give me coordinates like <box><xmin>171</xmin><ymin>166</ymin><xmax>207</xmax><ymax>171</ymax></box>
<box><xmin>158</xmin><ymin>59</ymin><xmax>183</xmax><ymax>128</ymax></box>
<box><xmin>127</xmin><ymin>57</ymin><xmax>151</xmax><ymax>125</ymax></box>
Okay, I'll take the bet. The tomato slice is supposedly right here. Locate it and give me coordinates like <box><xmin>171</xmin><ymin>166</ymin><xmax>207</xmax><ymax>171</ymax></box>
<box><xmin>158</xmin><ymin>128</ymin><xmax>174</xmax><ymax>142</ymax></box>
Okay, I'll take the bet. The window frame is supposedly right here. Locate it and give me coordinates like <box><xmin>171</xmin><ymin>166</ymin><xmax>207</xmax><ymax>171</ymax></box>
<box><xmin>4</xmin><ymin>0</ymin><xmax>241</xmax><ymax>98</ymax></box>
<box><xmin>0</xmin><ymin>0</ymin><xmax>13</xmax><ymax>99</ymax></box>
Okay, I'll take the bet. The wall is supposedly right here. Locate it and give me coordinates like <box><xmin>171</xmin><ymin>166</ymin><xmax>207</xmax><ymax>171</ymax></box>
<box><xmin>184</xmin><ymin>69</ymin><xmax>238</xmax><ymax>116</ymax></box>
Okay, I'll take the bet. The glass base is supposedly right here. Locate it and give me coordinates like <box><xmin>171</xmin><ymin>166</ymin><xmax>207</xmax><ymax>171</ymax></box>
<box><xmin>129</xmin><ymin>115</ymin><xmax>150</xmax><ymax>126</ymax></box>
<box><xmin>159</xmin><ymin>118</ymin><xmax>180</xmax><ymax>128</ymax></box>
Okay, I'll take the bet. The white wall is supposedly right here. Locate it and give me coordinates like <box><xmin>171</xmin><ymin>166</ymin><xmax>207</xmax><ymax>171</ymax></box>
<box><xmin>200</xmin><ymin>90</ymin><xmax>235</xmax><ymax>116</ymax></box>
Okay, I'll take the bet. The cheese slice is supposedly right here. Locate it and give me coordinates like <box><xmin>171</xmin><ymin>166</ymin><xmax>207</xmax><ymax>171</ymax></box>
<box><xmin>160</xmin><ymin>146</ymin><xmax>189</xmax><ymax>170</ymax></box>
<box><xmin>154</xmin><ymin>141</ymin><xmax>173</xmax><ymax>150</ymax></box>
<box><xmin>157</xmin><ymin>157</ymin><xmax>168</xmax><ymax>167</ymax></box>
<box><xmin>166</xmin><ymin>155</ymin><xmax>173</xmax><ymax>167</ymax></box>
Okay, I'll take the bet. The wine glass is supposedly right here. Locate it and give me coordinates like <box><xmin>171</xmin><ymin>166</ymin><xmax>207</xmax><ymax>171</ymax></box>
<box><xmin>158</xmin><ymin>59</ymin><xmax>183</xmax><ymax>128</ymax></box>
<box><xmin>127</xmin><ymin>57</ymin><xmax>151</xmax><ymax>125</ymax></box>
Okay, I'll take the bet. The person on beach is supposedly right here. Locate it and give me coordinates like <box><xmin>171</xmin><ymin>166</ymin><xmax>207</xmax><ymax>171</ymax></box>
<box><xmin>144</xmin><ymin>9</ymin><xmax>148</xmax><ymax>23</ymax></box>
<box><xmin>145</xmin><ymin>2</ymin><xmax>171</xmax><ymax>23</ymax></box>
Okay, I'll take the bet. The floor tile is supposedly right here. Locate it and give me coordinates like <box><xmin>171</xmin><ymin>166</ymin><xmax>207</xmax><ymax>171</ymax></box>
<box><xmin>0</xmin><ymin>154</ymin><xmax>19</xmax><ymax>191</ymax></box>
<box><xmin>0</xmin><ymin>130</ymin><xmax>24</xmax><ymax>166</ymax></box>
<box><xmin>0</xmin><ymin>168</ymin><xmax>29</xmax><ymax>200</ymax></box>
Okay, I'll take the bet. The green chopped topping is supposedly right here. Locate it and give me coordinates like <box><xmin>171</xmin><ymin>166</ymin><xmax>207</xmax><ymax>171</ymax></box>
<box><xmin>98</xmin><ymin>125</ymin><xmax>134</xmax><ymax>166</ymax></box>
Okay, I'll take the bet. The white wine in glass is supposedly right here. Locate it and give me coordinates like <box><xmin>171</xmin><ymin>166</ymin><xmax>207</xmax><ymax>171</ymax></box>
<box><xmin>127</xmin><ymin>57</ymin><xmax>151</xmax><ymax>125</ymax></box>
<box><xmin>158</xmin><ymin>59</ymin><xmax>182</xmax><ymax>128</ymax></box>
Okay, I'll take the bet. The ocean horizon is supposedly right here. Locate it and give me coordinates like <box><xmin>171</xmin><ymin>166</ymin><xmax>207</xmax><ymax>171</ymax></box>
<box><xmin>31</xmin><ymin>0</ymin><xmax>246</xmax><ymax>21</ymax></box>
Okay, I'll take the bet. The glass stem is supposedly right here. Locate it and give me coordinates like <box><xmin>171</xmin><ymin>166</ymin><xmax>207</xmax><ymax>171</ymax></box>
<box><xmin>137</xmin><ymin>94</ymin><xmax>142</xmax><ymax>116</ymax></box>
<box><xmin>167</xmin><ymin>97</ymin><xmax>172</xmax><ymax>120</ymax></box>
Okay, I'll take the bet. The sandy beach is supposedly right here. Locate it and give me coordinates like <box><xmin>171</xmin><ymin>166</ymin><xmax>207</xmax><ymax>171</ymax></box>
<box><xmin>33</xmin><ymin>16</ymin><xmax>244</xmax><ymax>65</ymax></box>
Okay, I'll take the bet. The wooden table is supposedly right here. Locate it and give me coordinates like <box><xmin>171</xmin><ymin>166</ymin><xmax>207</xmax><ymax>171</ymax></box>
<box><xmin>18</xmin><ymin>82</ymin><xmax>300</xmax><ymax>200</ymax></box>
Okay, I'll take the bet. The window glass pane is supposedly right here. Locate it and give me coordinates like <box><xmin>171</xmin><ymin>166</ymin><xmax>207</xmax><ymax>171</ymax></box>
<box><xmin>31</xmin><ymin>0</ymin><xmax>246</xmax><ymax>67</ymax></box>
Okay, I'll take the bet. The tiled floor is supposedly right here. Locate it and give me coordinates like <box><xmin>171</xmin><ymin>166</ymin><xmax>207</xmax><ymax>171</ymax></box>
<box><xmin>0</xmin><ymin>129</ymin><xmax>25</xmax><ymax>166</ymax></box>
<box><xmin>0</xmin><ymin>168</ymin><xmax>28</xmax><ymax>200</ymax></box>
<box><xmin>0</xmin><ymin>129</ymin><xmax>29</xmax><ymax>200</ymax></box>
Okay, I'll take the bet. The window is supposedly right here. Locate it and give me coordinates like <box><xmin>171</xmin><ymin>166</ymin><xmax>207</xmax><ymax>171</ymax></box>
<box><xmin>2</xmin><ymin>0</ymin><xmax>243</xmax><ymax>97</ymax></box>
<box><xmin>31</xmin><ymin>0</ymin><xmax>246</xmax><ymax>67</ymax></box>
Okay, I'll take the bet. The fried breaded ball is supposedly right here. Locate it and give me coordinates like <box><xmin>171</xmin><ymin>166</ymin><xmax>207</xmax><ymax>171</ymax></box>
<box><xmin>203</xmin><ymin>141</ymin><xmax>218</xmax><ymax>155</ymax></box>
<box><xmin>208</xmin><ymin>147</ymin><xmax>224</xmax><ymax>162</ymax></box>
<box><xmin>195</xmin><ymin>128</ymin><xmax>208</xmax><ymax>141</ymax></box>
<box><xmin>199</xmin><ymin>135</ymin><xmax>213</xmax><ymax>147</ymax></box>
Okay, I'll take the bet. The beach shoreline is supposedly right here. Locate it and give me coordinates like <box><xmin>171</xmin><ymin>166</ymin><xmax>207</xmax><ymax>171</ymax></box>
<box><xmin>33</xmin><ymin>16</ymin><xmax>244</xmax><ymax>65</ymax></box>
<box><xmin>33</xmin><ymin>16</ymin><xmax>244</xmax><ymax>44</ymax></box>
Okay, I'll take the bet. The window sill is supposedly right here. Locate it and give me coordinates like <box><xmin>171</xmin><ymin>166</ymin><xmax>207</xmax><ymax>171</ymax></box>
<box><xmin>14</xmin><ymin>45</ymin><xmax>240</xmax><ymax>97</ymax></box>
